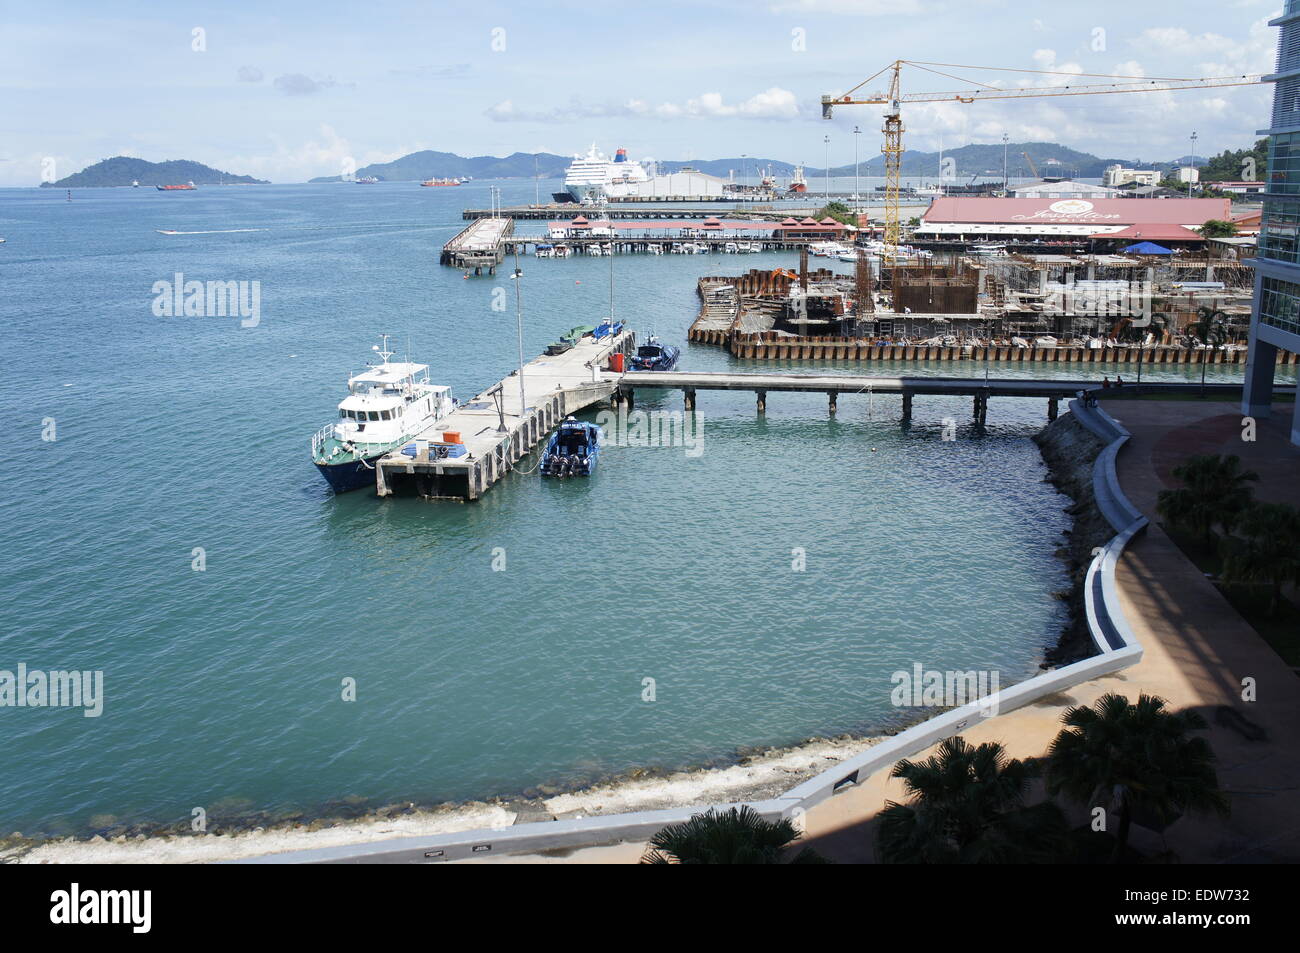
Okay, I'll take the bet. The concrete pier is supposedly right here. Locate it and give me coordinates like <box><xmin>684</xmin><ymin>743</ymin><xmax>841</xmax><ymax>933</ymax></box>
<box><xmin>440</xmin><ymin>217</ymin><xmax>514</xmax><ymax>273</ymax></box>
<box><xmin>375</xmin><ymin>331</ymin><xmax>634</xmax><ymax>500</ymax></box>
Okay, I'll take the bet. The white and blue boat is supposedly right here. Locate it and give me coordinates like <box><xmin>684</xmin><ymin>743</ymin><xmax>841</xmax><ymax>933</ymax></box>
<box><xmin>311</xmin><ymin>336</ymin><xmax>455</xmax><ymax>493</ymax></box>
<box><xmin>540</xmin><ymin>417</ymin><xmax>601</xmax><ymax>477</ymax></box>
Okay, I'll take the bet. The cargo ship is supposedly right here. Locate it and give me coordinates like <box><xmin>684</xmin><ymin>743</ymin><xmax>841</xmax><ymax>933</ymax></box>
<box><xmin>355</xmin><ymin>176</ymin><xmax>379</xmax><ymax>184</ymax></box>
<box><xmin>420</xmin><ymin>178</ymin><xmax>462</xmax><ymax>186</ymax></box>
<box><xmin>156</xmin><ymin>182</ymin><xmax>196</xmax><ymax>191</ymax></box>
<box><xmin>786</xmin><ymin>166</ymin><xmax>807</xmax><ymax>194</ymax></box>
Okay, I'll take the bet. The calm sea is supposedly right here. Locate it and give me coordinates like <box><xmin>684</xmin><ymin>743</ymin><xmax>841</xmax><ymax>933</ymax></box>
<box><xmin>0</xmin><ymin>180</ymin><xmax>1275</xmax><ymax>836</ymax></box>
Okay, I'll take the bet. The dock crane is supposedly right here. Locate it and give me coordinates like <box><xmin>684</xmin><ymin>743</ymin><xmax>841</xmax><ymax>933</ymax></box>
<box><xmin>1022</xmin><ymin>152</ymin><xmax>1040</xmax><ymax>180</ymax></box>
<box><xmin>822</xmin><ymin>60</ymin><xmax>1262</xmax><ymax>262</ymax></box>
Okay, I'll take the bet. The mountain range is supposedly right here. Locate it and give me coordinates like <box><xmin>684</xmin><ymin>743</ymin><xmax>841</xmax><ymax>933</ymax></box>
<box><xmin>46</xmin><ymin>140</ymin><xmax>1245</xmax><ymax>187</ymax></box>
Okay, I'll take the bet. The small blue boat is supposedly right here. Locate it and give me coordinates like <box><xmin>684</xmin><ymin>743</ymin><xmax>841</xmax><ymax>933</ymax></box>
<box><xmin>540</xmin><ymin>417</ymin><xmax>601</xmax><ymax>477</ymax></box>
<box><xmin>628</xmin><ymin>335</ymin><xmax>680</xmax><ymax>371</ymax></box>
<box><xmin>592</xmin><ymin>318</ymin><xmax>624</xmax><ymax>340</ymax></box>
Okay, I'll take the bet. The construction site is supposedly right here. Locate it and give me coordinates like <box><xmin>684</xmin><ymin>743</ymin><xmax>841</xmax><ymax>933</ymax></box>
<box><xmin>687</xmin><ymin>250</ymin><xmax>1296</xmax><ymax>365</ymax></box>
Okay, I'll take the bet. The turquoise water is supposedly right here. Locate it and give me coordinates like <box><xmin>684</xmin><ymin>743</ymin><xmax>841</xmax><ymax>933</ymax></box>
<box><xmin>0</xmin><ymin>182</ymin><xmax>1270</xmax><ymax>836</ymax></box>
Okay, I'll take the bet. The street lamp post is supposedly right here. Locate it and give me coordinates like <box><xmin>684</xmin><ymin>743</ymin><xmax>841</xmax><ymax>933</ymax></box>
<box><xmin>824</xmin><ymin>135</ymin><xmax>831</xmax><ymax>203</ymax></box>
<box><xmin>1188</xmin><ymin>132</ymin><xmax>1198</xmax><ymax>198</ymax></box>
<box><xmin>853</xmin><ymin>125</ymin><xmax>861</xmax><ymax>210</ymax></box>
<box><xmin>1002</xmin><ymin>133</ymin><xmax>1009</xmax><ymax>192</ymax></box>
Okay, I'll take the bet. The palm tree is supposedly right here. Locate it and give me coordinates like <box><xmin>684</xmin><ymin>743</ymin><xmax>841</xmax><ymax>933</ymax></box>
<box><xmin>641</xmin><ymin>805</ymin><xmax>828</xmax><ymax>864</ymax></box>
<box><xmin>1220</xmin><ymin>501</ymin><xmax>1300</xmax><ymax>615</ymax></box>
<box><xmin>1189</xmin><ymin>306</ymin><xmax>1229</xmax><ymax>396</ymax></box>
<box><xmin>875</xmin><ymin>736</ymin><xmax>1068</xmax><ymax>863</ymax></box>
<box><xmin>1046</xmin><ymin>693</ymin><xmax>1228</xmax><ymax>863</ymax></box>
<box><xmin>1156</xmin><ymin>453</ymin><xmax>1258</xmax><ymax>543</ymax></box>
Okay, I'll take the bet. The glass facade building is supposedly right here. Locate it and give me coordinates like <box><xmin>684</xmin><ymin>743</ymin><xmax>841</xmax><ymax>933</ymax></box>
<box><xmin>1246</xmin><ymin>0</ymin><xmax>1300</xmax><ymax>444</ymax></box>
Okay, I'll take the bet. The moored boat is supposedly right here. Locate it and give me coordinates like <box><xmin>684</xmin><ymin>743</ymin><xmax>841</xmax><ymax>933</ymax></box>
<box><xmin>310</xmin><ymin>336</ymin><xmax>455</xmax><ymax>493</ymax></box>
<box><xmin>628</xmin><ymin>335</ymin><xmax>680</xmax><ymax>371</ymax></box>
<box><xmin>540</xmin><ymin>417</ymin><xmax>601</xmax><ymax>477</ymax></box>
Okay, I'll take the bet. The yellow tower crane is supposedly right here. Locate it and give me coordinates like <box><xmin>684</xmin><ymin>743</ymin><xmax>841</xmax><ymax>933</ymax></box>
<box><xmin>821</xmin><ymin>60</ymin><xmax>1262</xmax><ymax>262</ymax></box>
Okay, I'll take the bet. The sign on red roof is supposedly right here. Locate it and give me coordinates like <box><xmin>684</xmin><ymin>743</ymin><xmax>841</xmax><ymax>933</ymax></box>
<box><xmin>924</xmin><ymin>197</ymin><xmax>1231</xmax><ymax>226</ymax></box>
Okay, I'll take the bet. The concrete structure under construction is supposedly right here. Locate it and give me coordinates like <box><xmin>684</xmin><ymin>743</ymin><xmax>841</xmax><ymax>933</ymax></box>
<box><xmin>1245</xmin><ymin>0</ymin><xmax>1300</xmax><ymax>445</ymax></box>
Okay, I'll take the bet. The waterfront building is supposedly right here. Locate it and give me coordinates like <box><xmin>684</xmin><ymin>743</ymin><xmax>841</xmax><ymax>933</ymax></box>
<box><xmin>1102</xmin><ymin>165</ymin><xmax>1160</xmax><ymax>188</ymax></box>
<box><xmin>1244</xmin><ymin>0</ymin><xmax>1300</xmax><ymax>446</ymax></box>
<box><xmin>1008</xmin><ymin>180</ymin><xmax>1120</xmax><ymax>199</ymax></box>
<box><xmin>916</xmin><ymin>197</ymin><xmax>1230</xmax><ymax>242</ymax></box>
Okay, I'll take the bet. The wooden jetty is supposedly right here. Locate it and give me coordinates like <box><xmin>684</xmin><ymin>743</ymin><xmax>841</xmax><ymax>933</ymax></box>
<box><xmin>440</xmin><ymin>217</ymin><xmax>515</xmax><ymax>273</ymax></box>
<box><xmin>374</xmin><ymin>330</ymin><xmax>635</xmax><ymax>500</ymax></box>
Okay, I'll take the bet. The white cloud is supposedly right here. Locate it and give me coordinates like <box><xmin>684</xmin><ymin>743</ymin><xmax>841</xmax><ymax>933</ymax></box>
<box><xmin>768</xmin><ymin>0</ymin><xmax>920</xmax><ymax>14</ymax></box>
<box><xmin>486</xmin><ymin>87</ymin><xmax>802</xmax><ymax>123</ymax></box>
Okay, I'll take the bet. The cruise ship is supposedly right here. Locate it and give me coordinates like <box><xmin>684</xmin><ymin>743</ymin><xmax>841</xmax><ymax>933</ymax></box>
<box><xmin>561</xmin><ymin>145</ymin><xmax>650</xmax><ymax>204</ymax></box>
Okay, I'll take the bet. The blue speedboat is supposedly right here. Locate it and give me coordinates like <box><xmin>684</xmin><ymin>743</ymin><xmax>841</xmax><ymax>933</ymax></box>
<box><xmin>540</xmin><ymin>417</ymin><xmax>601</xmax><ymax>477</ymax></box>
<box><xmin>628</xmin><ymin>335</ymin><xmax>680</xmax><ymax>371</ymax></box>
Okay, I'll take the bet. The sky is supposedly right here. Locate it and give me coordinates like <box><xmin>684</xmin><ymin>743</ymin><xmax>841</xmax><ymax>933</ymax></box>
<box><xmin>0</xmin><ymin>0</ymin><xmax>1285</xmax><ymax>185</ymax></box>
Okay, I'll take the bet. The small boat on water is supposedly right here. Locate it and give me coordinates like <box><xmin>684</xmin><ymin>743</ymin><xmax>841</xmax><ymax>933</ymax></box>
<box><xmin>355</xmin><ymin>176</ymin><xmax>379</xmax><ymax>184</ymax></box>
<box><xmin>156</xmin><ymin>182</ymin><xmax>196</xmax><ymax>191</ymax></box>
<box><xmin>628</xmin><ymin>335</ymin><xmax>680</xmax><ymax>371</ymax></box>
<box><xmin>540</xmin><ymin>417</ymin><xmax>601</xmax><ymax>478</ymax></box>
<box><xmin>310</xmin><ymin>335</ymin><xmax>455</xmax><ymax>493</ymax></box>
<box><xmin>420</xmin><ymin>178</ymin><xmax>462</xmax><ymax>186</ymax></box>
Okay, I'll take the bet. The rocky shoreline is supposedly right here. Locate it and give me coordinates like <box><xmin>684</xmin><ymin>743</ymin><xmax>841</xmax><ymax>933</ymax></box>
<box><xmin>1032</xmin><ymin>410</ymin><xmax>1113</xmax><ymax>667</ymax></box>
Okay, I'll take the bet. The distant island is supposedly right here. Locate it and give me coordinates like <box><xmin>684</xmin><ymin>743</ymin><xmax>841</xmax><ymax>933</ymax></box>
<box><xmin>41</xmin><ymin>156</ymin><xmax>269</xmax><ymax>188</ymax></box>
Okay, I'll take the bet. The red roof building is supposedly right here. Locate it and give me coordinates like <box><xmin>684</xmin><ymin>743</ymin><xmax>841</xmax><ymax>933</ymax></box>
<box><xmin>917</xmin><ymin>197</ymin><xmax>1232</xmax><ymax>239</ymax></box>
<box><xmin>1088</xmin><ymin>224</ymin><xmax>1203</xmax><ymax>242</ymax></box>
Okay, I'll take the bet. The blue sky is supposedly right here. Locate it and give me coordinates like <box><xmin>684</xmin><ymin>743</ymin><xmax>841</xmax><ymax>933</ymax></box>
<box><xmin>0</xmin><ymin>0</ymin><xmax>1284</xmax><ymax>185</ymax></box>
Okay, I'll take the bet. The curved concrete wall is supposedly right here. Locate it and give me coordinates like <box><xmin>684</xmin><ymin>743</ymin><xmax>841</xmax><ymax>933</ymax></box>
<box><xmin>236</xmin><ymin>398</ymin><xmax>1148</xmax><ymax>864</ymax></box>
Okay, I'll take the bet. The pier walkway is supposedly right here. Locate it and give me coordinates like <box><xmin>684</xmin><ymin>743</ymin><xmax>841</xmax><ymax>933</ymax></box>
<box><xmin>374</xmin><ymin>330</ymin><xmax>634</xmax><ymax>500</ymax></box>
<box><xmin>439</xmin><ymin>217</ymin><xmax>514</xmax><ymax>273</ymax></box>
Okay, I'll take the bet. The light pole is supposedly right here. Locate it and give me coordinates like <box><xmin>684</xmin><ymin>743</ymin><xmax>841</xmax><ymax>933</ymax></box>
<box><xmin>824</xmin><ymin>135</ymin><xmax>831</xmax><ymax>203</ymax></box>
<box><xmin>741</xmin><ymin>153</ymin><xmax>748</xmax><ymax>201</ymax></box>
<box><xmin>853</xmin><ymin>125</ymin><xmax>861</xmax><ymax>209</ymax></box>
<box><xmin>510</xmin><ymin>250</ymin><xmax>526</xmax><ymax>422</ymax></box>
<box><xmin>1187</xmin><ymin>132</ymin><xmax>1198</xmax><ymax>198</ymax></box>
<box><xmin>1002</xmin><ymin>133</ymin><xmax>1009</xmax><ymax>192</ymax></box>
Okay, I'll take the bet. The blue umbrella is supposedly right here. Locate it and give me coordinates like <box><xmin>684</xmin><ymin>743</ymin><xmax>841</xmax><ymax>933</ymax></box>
<box><xmin>1121</xmin><ymin>241</ymin><xmax>1173</xmax><ymax>255</ymax></box>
